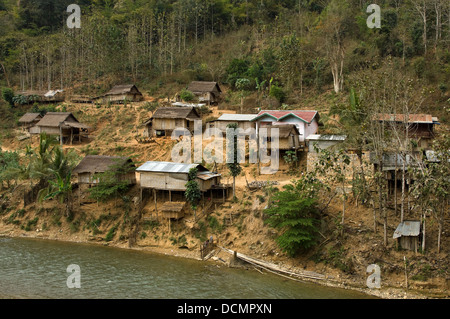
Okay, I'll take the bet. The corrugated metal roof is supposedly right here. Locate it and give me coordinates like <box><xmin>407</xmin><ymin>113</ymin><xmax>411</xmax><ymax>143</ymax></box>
<box><xmin>136</xmin><ymin>161</ymin><xmax>204</xmax><ymax>173</ymax></box>
<box><xmin>393</xmin><ymin>221</ymin><xmax>421</xmax><ymax>239</ymax></box>
<box><xmin>306</xmin><ymin>135</ymin><xmax>347</xmax><ymax>141</ymax></box>
<box><xmin>217</xmin><ymin>114</ymin><xmax>257</xmax><ymax>122</ymax></box>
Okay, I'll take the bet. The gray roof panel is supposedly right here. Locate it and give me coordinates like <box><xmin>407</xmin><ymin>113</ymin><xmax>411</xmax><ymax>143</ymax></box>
<box><xmin>136</xmin><ymin>161</ymin><xmax>204</xmax><ymax>174</ymax></box>
<box><xmin>393</xmin><ymin>221</ymin><xmax>421</xmax><ymax>239</ymax></box>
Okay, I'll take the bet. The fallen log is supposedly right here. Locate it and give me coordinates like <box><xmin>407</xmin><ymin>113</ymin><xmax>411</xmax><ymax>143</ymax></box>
<box><xmin>219</xmin><ymin>246</ymin><xmax>326</xmax><ymax>281</ymax></box>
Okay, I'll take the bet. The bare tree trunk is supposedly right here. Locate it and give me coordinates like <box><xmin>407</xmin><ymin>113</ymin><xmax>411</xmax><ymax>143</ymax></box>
<box><xmin>401</xmin><ymin>155</ymin><xmax>406</xmax><ymax>223</ymax></box>
<box><xmin>0</xmin><ymin>62</ymin><xmax>11</xmax><ymax>87</ymax></box>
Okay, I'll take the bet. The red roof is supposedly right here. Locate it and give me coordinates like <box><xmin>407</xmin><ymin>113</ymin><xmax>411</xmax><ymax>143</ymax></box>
<box><xmin>255</xmin><ymin>110</ymin><xmax>318</xmax><ymax>123</ymax></box>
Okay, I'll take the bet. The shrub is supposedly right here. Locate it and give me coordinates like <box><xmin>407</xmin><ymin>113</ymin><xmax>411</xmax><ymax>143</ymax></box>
<box><xmin>264</xmin><ymin>179</ymin><xmax>321</xmax><ymax>257</ymax></box>
<box><xmin>1</xmin><ymin>88</ymin><xmax>14</xmax><ymax>107</ymax></box>
<box><xmin>105</xmin><ymin>225</ymin><xmax>118</xmax><ymax>242</ymax></box>
<box><xmin>269</xmin><ymin>85</ymin><xmax>286</xmax><ymax>103</ymax></box>
<box><xmin>180</xmin><ymin>89</ymin><xmax>195</xmax><ymax>102</ymax></box>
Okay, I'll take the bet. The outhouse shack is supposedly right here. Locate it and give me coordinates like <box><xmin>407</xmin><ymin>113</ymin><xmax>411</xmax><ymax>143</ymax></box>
<box><xmin>143</xmin><ymin>107</ymin><xmax>201</xmax><ymax>138</ymax></box>
<box><xmin>187</xmin><ymin>81</ymin><xmax>222</xmax><ymax>105</ymax></box>
<box><xmin>32</xmin><ymin>112</ymin><xmax>90</xmax><ymax>145</ymax></box>
<box><xmin>393</xmin><ymin>221</ymin><xmax>421</xmax><ymax>252</ymax></box>
<box><xmin>73</xmin><ymin>155</ymin><xmax>136</xmax><ymax>186</ymax></box>
<box><xmin>18</xmin><ymin>113</ymin><xmax>42</xmax><ymax>132</ymax></box>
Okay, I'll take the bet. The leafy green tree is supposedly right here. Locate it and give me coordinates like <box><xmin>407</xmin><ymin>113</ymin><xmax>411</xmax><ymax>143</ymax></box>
<box><xmin>226</xmin><ymin>58</ymin><xmax>250</xmax><ymax>89</ymax></box>
<box><xmin>226</xmin><ymin>123</ymin><xmax>242</xmax><ymax>199</ymax></box>
<box><xmin>185</xmin><ymin>167</ymin><xmax>202</xmax><ymax>220</ymax></box>
<box><xmin>0</xmin><ymin>149</ymin><xmax>21</xmax><ymax>189</ymax></box>
<box><xmin>264</xmin><ymin>177</ymin><xmax>321</xmax><ymax>257</ymax></box>
<box><xmin>38</xmin><ymin>171</ymin><xmax>73</xmax><ymax>216</ymax></box>
<box><xmin>1</xmin><ymin>87</ymin><xmax>14</xmax><ymax>107</ymax></box>
<box><xmin>180</xmin><ymin>89</ymin><xmax>195</xmax><ymax>101</ymax></box>
<box><xmin>314</xmin><ymin>147</ymin><xmax>350</xmax><ymax>237</ymax></box>
<box><xmin>87</xmin><ymin>160</ymin><xmax>135</xmax><ymax>203</ymax></box>
<box><xmin>27</xmin><ymin>133</ymin><xmax>59</xmax><ymax>186</ymax></box>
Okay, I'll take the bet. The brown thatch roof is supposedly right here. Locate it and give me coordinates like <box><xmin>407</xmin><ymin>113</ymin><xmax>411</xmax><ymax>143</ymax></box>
<box><xmin>73</xmin><ymin>155</ymin><xmax>134</xmax><ymax>174</ymax></box>
<box><xmin>188</xmin><ymin>81</ymin><xmax>221</xmax><ymax>93</ymax></box>
<box><xmin>18</xmin><ymin>113</ymin><xmax>42</xmax><ymax>123</ymax></box>
<box><xmin>264</xmin><ymin>124</ymin><xmax>300</xmax><ymax>138</ymax></box>
<box><xmin>160</xmin><ymin>202</ymin><xmax>186</xmax><ymax>213</ymax></box>
<box><xmin>105</xmin><ymin>84</ymin><xmax>142</xmax><ymax>96</ymax></box>
<box><xmin>35</xmin><ymin>112</ymin><xmax>79</xmax><ymax>128</ymax></box>
<box><xmin>152</xmin><ymin>107</ymin><xmax>200</xmax><ymax>120</ymax></box>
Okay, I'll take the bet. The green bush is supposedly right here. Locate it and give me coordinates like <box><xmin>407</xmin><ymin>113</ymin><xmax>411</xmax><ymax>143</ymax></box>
<box><xmin>269</xmin><ymin>85</ymin><xmax>286</xmax><ymax>103</ymax></box>
<box><xmin>1</xmin><ymin>88</ymin><xmax>14</xmax><ymax>107</ymax></box>
<box><xmin>105</xmin><ymin>225</ymin><xmax>118</xmax><ymax>242</ymax></box>
<box><xmin>180</xmin><ymin>89</ymin><xmax>195</xmax><ymax>102</ymax></box>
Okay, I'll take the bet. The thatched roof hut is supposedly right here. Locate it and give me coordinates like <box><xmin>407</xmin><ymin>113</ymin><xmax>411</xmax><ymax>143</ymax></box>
<box><xmin>144</xmin><ymin>107</ymin><xmax>201</xmax><ymax>137</ymax></box>
<box><xmin>18</xmin><ymin>113</ymin><xmax>42</xmax><ymax>131</ymax></box>
<box><xmin>73</xmin><ymin>155</ymin><xmax>136</xmax><ymax>185</ymax></box>
<box><xmin>101</xmin><ymin>84</ymin><xmax>144</xmax><ymax>103</ymax></box>
<box><xmin>187</xmin><ymin>81</ymin><xmax>222</xmax><ymax>105</ymax></box>
<box><xmin>33</xmin><ymin>112</ymin><xmax>90</xmax><ymax>144</ymax></box>
<box><xmin>159</xmin><ymin>202</ymin><xmax>187</xmax><ymax>220</ymax></box>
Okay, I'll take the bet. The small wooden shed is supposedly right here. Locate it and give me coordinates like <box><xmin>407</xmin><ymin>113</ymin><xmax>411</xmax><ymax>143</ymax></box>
<box><xmin>73</xmin><ymin>155</ymin><xmax>136</xmax><ymax>186</ymax></box>
<box><xmin>144</xmin><ymin>107</ymin><xmax>201</xmax><ymax>138</ymax></box>
<box><xmin>102</xmin><ymin>84</ymin><xmax>144</xmax><ymax>104</ymax></box>
<box><xmin>33</xmin><ymin>112</ymin><xmax>90</xmax><ymax>145</ymax></box>
<box><xmin>18</xmin><ymin>113</ymin><xmax>42</xmax><ymax>132</ymax></box>
<box><xmin>393</xmin><ymin>221</ymin><xmax>421</xmax><ymax>252</ymax></box>
<box><xmin>187</xmin><ymin>81</ymin><xmax>222</xmax><ymax>105</ymax></box>
<box><xmin>159</xmin><ymin>202</ymin><xmax>187</xmax><ymax>220</ymax></box>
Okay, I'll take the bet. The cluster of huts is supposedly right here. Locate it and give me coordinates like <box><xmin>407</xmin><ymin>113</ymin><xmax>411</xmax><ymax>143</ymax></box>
<box><xmin>19</xmin><ymin>112</ymin><xmax>90</xmax><ymax>145</ymax></box>
<box><xmin>17</xmin><ymin>81</ymin><xmax>442</xmax><ymax>251</ymax></box>
<box><xmin>72</xmin><ymin>156</ymin><xmax>224</xmax><ymax>220</ymax></box>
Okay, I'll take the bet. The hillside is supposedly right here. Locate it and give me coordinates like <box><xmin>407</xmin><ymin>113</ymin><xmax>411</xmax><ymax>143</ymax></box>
<box><xmin>0</xmin><ymin>0</ymin><xmax>449</xmax><ymax>300</ymax></box>
<box><xmin>0</xmin><ymin>96</ymin><xmax>449</xmax><ymax>299</ymax></box>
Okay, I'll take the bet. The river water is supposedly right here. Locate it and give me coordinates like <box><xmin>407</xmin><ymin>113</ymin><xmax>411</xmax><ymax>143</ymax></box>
<box><xmin>0</xmin><ymin>237</ymin><xmax>374</xmax><ymax>299</ymax></box>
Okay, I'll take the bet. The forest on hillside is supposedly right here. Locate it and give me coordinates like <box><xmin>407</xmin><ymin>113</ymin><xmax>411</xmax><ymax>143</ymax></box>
<box><xmin>0</xmin><ymin>0</ymin><xmax>449</xmax><ymax>108</ymax></box>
